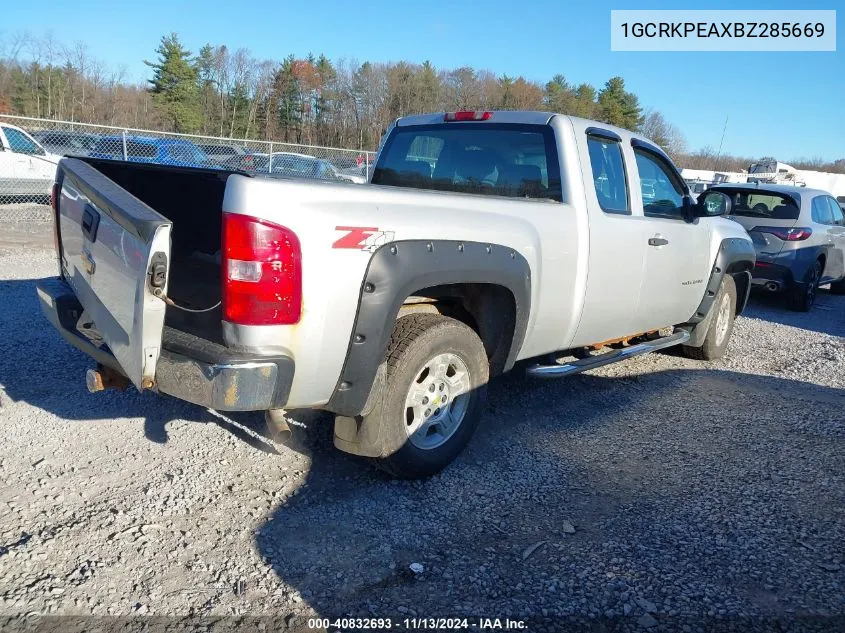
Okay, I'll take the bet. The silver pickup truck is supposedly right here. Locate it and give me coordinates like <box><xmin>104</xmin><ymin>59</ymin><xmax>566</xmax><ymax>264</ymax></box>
<box><xmin>37</xmin><ymin>110</ymin><xmax>755</xmax><ymax>478</ymax></box>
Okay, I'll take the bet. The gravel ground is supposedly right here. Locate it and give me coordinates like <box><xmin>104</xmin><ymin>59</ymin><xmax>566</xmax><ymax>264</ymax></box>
<box><xmin>0</xmin><ymin>218</ymin><xmax>843</xmax><ymax>632</ymax></box>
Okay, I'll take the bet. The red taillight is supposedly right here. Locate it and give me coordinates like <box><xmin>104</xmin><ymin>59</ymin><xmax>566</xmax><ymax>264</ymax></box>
<box><xmin>50</xmin><ymin>183</ymin><xmax>59</xmax><ymax>213</ymax></box>
<box><xmin>444</xmin><ymin>111</ymin><xmax>492</xmax><ymax>122</ymax></box>
<box><xmin>752</xmin><ymin>226</ymin><xmax>812</xmax><ymax>241</ymax></box>
<box><xmin>222</xmin><ymin>213</ymin><xmax>302</xmax><ymax>326</ymax></box>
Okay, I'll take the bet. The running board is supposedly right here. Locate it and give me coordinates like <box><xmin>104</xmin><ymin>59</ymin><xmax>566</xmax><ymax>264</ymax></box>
<box><xmin>526</xmin><ymin>330</ymin><xmax>690</xmax><ymax>378</ymax></box>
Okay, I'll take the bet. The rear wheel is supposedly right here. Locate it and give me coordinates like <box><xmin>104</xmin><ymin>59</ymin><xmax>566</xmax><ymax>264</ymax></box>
<box><xmin>682</xmin><ymin>275</ymin><xmax>737</xmax><ymax>361</ymax></box>
<box><xmin>366</xmin><ymin>314</ymin><xmax>489</xmax><ymax>479</ymax></box>
<box><xmin>789</xmin><ymin>260</ymin><xmax>822</xmax><ymax>311</ymax></box>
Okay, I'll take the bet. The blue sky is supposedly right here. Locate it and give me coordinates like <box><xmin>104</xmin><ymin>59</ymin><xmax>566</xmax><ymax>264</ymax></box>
<box><xmin>3</xmin><ymin>0</ymin><xmax>842</xmax><ymax>160</ymax></box>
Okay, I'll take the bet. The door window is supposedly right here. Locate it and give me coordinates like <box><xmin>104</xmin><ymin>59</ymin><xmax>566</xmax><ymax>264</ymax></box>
<box><xmin>2</xmin><ymin>127</ymin><xmax>44</xmax><ymax>155</ymax></box>
<box><xmin>634</xmin><ymin>149</ymin><xmax>685</xmax><ymax>219</ymax></box>
<box><xmin>811</xmin><ymin>196</ymin><xmax>834</xmax><ymax>225</ymax></box>
<box><xmin>587</xmin><ymin>136</ymin><xmax>629</xmax><ymax>214</ymax></box>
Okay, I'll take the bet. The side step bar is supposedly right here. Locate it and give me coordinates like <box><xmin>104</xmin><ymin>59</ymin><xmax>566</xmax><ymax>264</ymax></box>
<box><xmin>526</xmin><ymin>330</ymin><xmax>690</xmax><ymax>378</ymax></box>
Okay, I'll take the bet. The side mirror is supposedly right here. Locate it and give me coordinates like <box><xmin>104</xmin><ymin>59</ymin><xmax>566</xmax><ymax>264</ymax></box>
<box><xmin>694</xmin><ymin>190</ymin><xmax>732</xmax><ymax>217</ymax></box>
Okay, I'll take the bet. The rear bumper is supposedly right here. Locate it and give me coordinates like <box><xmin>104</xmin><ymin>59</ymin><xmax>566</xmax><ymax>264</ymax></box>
<box><xmin>751</xmin><ymin>247</ymin><xmax>820</xmax><ymax>292</ymax></box>
<box><xmin>36</xmin><ymin>278</ymin><xmax>294</xmax><ymax>411</ymax></box>
<box><xmin>751</xmin><ymin>262</ymin><xmax>795</xmax><ymax>291</ymax></box>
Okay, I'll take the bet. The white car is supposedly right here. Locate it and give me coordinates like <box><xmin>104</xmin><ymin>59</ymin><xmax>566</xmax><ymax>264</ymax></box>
<box><xmin>0</xmin><ymin>123</ymin><xmax>61</xmax><ymax>198</ymax></box>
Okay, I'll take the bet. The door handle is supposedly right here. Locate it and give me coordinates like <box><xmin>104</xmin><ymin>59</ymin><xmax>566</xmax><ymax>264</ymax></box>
<box><xmin>648</xmin><ymin>237</ymin><xmax>669</xmax><ymax>247</ymax></box>
<box><xmin>81</xmin><ymin>204</ymin><xmax>100</xmax><ymax>242</ymax></box>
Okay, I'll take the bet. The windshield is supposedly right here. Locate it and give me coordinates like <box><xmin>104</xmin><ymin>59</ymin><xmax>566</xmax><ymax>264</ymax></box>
<box><xmin>372</xmin><ymin>123</ymin><xmax>562</xmax><ymax>201</ymax></box>
<box><xmin>716</xmin><ymin>189</ymin><xmax>800</xmax><ymax>220</ymax></box>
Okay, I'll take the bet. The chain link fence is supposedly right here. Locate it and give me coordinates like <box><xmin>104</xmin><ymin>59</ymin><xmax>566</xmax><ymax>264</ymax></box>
<box><xmin>0</xmin><ymin>114</ymin><xmax>377</xmax><ymax>207</ymax></box>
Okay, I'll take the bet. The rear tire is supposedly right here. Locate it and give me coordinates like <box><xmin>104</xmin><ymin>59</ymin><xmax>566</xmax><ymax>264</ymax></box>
<box><xmin>789</xmin><ymin>260</ymin><xmax>822</xmax><ymax>311</ymax></box>
<box><xmin>682</xmin><ymin>275</ymin><xmax>737</xmax><ymax>361</ymax></box>
<box><xmin>367</xmin><ymin>314</ymin><xmax>489</xmax><ymax>479</ymax></box>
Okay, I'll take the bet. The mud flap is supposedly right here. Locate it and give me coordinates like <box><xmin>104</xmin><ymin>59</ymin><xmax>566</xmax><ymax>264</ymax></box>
<box><xmin>333</xmin><ymin>362</ymin><xmax>400</xmax><ymax>458</ymax></box>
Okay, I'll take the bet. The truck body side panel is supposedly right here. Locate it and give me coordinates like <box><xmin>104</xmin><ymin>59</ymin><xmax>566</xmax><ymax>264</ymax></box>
<box><xmin>222</xmin><ymin>171</ymin><xmax>584</xmax><ymax>409</ymax></box>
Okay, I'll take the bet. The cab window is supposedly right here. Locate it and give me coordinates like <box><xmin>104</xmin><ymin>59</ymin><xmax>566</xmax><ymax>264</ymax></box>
<box><xmin>633</xmin><ymin>149</ymin><xmax>685</xmax><ymax>218</ymax></box>
<box><xmin>587</xmin><ymin>136</ymin><xmax>629</xmax><ymax>214</ymax></box>
<box><xmin>373</xmin><ymin>123</ymin><xmax>562</xmax><ymax>202</ymax></box>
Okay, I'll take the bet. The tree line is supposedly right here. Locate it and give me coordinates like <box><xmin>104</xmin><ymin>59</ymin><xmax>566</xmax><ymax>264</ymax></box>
<box><xmin>1</xmin><ymin>31</ymin><xmax>843</xmax><ymax>174</ymax></box>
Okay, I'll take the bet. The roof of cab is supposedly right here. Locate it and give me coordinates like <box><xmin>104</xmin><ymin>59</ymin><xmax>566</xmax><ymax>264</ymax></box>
<box><xmin>396</xmin><ymin>111</ymin><xmax>556</xmax><ymax>126</ymax></box>
<box><xmin>393</xmin><ymin>110</ymin><xmax>658</xmax><ymax>148</ymax></box>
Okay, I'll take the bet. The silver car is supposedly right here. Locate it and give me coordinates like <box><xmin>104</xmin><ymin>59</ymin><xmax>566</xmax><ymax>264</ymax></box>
<box><xmin>711</xmin><ymin>183</ymin><xmax>845</xmax><ymax>311</ymax></box>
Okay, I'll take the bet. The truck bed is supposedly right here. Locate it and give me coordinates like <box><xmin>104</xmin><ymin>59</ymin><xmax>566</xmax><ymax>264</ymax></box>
<box><xmin>76</xmin><ymin>158</ymin><xmax>229</xmax><ymax>344</ymax></box>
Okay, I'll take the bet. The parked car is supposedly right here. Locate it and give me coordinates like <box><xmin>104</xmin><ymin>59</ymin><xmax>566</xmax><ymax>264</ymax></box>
<box><xmin>710</xmin><ymin>183</ymin><xmax>845</xmax><ymax>310</ymax></box>
<box><xmin>30</xmin><ymin>130</ymin><xmax>99</xmax><ymax>157</ymax></box>
<box><xmin>197</xmin><ymin>143</ymin><xmax>249</xmax><ymax>162</ymax></box>
<box><xmin>38</xmin><ymin>110</ymin><xmax>754</xmax><ymax>479</ymax></box>
<box><xmin>268</xmin><ymin>152</ymin><xmax>355</xmax><ymax>182</ymax></box>
<box><xmin>0</xmin><ymin>122</ymin><xmax>61</xmax><ymax>198</ymax></box>
<box><xmin>334</xmin><ymin>163</ymin><xmax>368</xmax><ymax>184</ymax></box>
<box><xmin>88</xmin><ymin>136</ymin><xmax>219</xmax><ymax>169</ymax></box>
<box><xmin>221</xmin><ymin>151</ymin><xmax>269</xmax><ymax>172</ymax></box>
<box><xmin>686</xmin><ymin>179</ymin><xmax>714</xmax><ymax>201</ymax></box>
<box><xmin>838</xmin><ymin>195</ymin><xmax>845</xmax><ymax>212</ymax></box>
<box><xmin>331</xmin><ymin>154</ymin><xmax>369</xmax><ymax>183</ymax></box>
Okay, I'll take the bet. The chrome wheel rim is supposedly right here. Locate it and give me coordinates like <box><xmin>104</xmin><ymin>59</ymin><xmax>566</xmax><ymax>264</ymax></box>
<box><xmin>714</xmin><ymin>291</ymin><xmax>732</xmax><ymax>346</ymax></box>
<box><xmin>404</xmin><ymin>353</ymin><xmax>471</xmax><ymax>450</ymax></box>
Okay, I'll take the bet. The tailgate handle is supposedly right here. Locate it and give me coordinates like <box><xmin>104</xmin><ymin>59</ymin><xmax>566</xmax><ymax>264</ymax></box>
<box><xmin>81</xmin><ymin>204</ymin><xmax>100</xmax><ymax>242</ymax></box>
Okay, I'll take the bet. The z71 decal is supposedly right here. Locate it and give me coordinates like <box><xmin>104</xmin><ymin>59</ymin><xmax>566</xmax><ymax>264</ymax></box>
<box><xmin>333</xmin><ymin>226</ymin><xmax>395</xmax><ymax>252</ymax></box>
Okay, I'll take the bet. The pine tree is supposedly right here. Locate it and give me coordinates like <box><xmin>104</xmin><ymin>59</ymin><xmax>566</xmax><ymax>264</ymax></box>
<box><xmin>144</xmin><ymin>33</ymin><xmax>201</xmax><ymax>132</ymax></box>
<box><xmin>597</xmin><ymin>76</ymin><xmax>643</xmax><ymax>131</ymax></box>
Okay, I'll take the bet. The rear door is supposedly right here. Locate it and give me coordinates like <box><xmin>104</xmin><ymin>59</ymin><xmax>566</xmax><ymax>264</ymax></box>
<box><xmin>572</xmin><ymin>129</ymin><xmax>649</xmax><ymax>345</ymax></box>
<box><xmin>57</xmin><ymin>158</ymin><xmax>172</xmax><ymax>390</ymax></box>
<box><xmin>632</xmin><ymin>146</ymin><xmax>711</xmax><ymax>331</ymax></box>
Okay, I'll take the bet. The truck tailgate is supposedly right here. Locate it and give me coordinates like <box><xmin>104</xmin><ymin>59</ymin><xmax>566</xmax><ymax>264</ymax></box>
<box><xmin>55</xmin><ymin>157</ymin><xmax>172</xmax><ymax>390</ymax></box>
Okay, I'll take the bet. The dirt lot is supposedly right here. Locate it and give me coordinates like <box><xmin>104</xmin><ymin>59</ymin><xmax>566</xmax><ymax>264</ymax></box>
<box><xmin>0</xmin><ymin>208</ymin><xmax>843</xmax><ymax>632</ymax></box>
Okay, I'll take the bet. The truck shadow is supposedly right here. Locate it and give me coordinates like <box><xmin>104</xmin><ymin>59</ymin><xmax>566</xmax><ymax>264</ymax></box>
<box><xmin>744</xmin><ymin>288</ymin><xmax>845</xmax><ymax>338</ymax></box>
<box><xmin>0</xmin><ymin>277</ymin><xmax>278</xmax><ymax>453</ymax></box>
<box><xmin>256</xmin><ymin>367</ymin><xmax>845</xmax><ymax>620</ymax></box>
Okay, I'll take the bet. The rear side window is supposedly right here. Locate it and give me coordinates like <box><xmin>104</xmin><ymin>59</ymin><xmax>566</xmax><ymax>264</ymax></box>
<box><xmin>713</xmin><ymin>189</ymin><xmax>800</xmax><ymax>220</ymax></box>
<box><xmin>372</xmin><ymin>123</ymin><xmax>562</xmax><ymax>202</ymax></box>
<box><xmin>812</xmin><ymin>196</ymin><xmax>834</xmax><ymax>224</ymax></box>
<box><xmin>587</xmin><ymin>136</ymin><xmax>628</xmax><ymax>214</ymax></box>
<box><xmin>827</xmin><ymin>197</ymin><xmax>845</xmax><ymax>226</ymax></box>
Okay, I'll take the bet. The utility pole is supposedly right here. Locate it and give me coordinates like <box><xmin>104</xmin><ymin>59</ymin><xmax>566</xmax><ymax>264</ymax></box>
<box><xmin>713</xmin><ymin>115</ymin><xmax>729</xmax><ymax>171</ymax></box>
